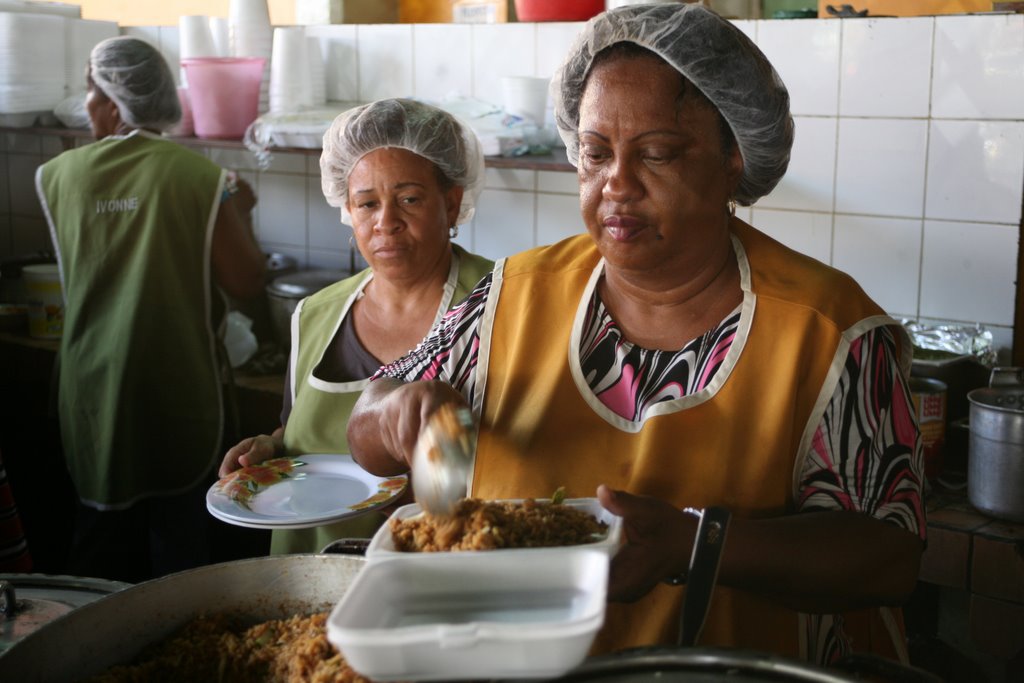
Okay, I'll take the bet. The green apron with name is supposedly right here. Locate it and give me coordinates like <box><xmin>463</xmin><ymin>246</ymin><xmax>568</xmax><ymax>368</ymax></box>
<box><xmin>272</xmin><ymin>245</ymin><xmax>493</xmax><ymax>553</ymax></box>
<box><xmin>36</xmin><ymin>130</ymin><xmax>225</xmax><ymax>510</ymax></box>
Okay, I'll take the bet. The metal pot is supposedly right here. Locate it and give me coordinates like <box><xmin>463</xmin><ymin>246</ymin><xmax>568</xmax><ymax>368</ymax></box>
<box><xmin>266</xmin><ymin>269</ymin><xmax>348</xmax><ymax>348</ymax></box>
<box><xmin>553</xmin><ymin>648</ymin><xmax>860</xmax><ymax>683</ymax></box>
<box><xmin>551</xmin><ymin>648</ymin><xmax>939</xmax><ymax>683</ymax></box>
<box><xmin>0</xmin><ymin>554</ymin><xmax>365</xmax><ymax>682</ymax></box>
<box><xmin>966</xmin><ymin>367</ymin><xmax>1024</xmax><ymax>523</ymax></box>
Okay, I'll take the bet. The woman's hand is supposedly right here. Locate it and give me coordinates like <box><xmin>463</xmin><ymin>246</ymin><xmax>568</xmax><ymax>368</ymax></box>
<box><xmin>218</xmin><ymin>427</ymin><xmax>284</xmax><ymax>477</ymax></box>
<box><xmin>231</xmin><ymin>175</ymin><xmax>257</xmax><ymax>215</ymax></box>
<box><xmin>597</xmin><ymin>484</ymin><xmax>700</xmax><ymax>603</ymax></box>
<box><xmin>380</xmin><ymin>380</ymin><xmax>469</xmax><ymax>469</ymax></box>
<box><xmin>348</xmin><ymin>377</ymin><xmax>469</xmax><ymax>476</ymax></box>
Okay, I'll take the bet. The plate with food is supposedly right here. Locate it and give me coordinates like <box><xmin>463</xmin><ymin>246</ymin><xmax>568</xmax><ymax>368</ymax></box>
<box><xmin>206</xmin><ymin>454</ymin><xmax>408</xmax><ymax>529</ymax></box>
<box><xmin>365</xmin><ymin>491</ymin><xmax>622</xmax><ymax>558</ymax></box>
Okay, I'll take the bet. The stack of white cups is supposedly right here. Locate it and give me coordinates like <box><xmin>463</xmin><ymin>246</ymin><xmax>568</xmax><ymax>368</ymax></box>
<box><xmin>179</xmin><ymin>15</ymin><xmax>216</xmax><ymax>86</ymax></box>
<box><xmin>209</xmin><ymin>17</ymin><xmax>230</xmax><ymax>58</ymax></box>
<box><xmin>269</xmin><ymin>27</ymin><xmax>312</xmax><ymax>113</ymax></box>
<box><xmin>228</xmin><ymin>0</ymin><xmax>272</xmax><ymax>113</ymax></box>
<box><xmin>307</xmin><ymin>36</ymin><xmax>326</xmax><ymax>108</ymax></box>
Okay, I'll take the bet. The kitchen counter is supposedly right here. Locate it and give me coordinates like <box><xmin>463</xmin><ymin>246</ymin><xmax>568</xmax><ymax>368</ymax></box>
<box><xmin>917</xmin><ymin>477</ymin><xmax>1024</xmax><ymax>667</ymax></box>
<box><xmin>0</xmin><ymin>330</ymin><xmax>285</xmax><ymax>395</ymax></box>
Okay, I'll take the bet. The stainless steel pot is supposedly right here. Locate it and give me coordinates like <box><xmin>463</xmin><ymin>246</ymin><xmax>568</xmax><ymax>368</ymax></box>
<box><xmin>966</xmin><ymin>367</ymin><xmax>1024</xmax><ymax>523</ymax></box>
<box><xmin>266</xmin><ymin>269</ymin><xmax>348</xmax><ymax>348</ymax></box>
<box><xmin>0</xmin><ymin>554</ymin><xmax>365</xmax><ymax>682</ymax></box>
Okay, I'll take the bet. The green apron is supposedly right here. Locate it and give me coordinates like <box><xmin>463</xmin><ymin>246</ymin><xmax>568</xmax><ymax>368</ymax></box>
<box><xmin>36</xmin><ymin>130</ymin><xmax>225</xmax><ymax>509</ymax></box>
<box><xmin>272</xmin><ymin>245</ymin><xmax>493</xmax><ymax>553</ymax></box>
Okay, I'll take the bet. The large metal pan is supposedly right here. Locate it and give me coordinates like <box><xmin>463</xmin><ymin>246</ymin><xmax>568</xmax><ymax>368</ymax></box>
<box><xmin>0</xmin><ymin>554</ymin><xmax>366</xmax><ymax>682</ymax></box>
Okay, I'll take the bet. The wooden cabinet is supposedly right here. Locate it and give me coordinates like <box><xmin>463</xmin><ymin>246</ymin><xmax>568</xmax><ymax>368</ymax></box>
<box><xmin>399</xmin><ymin>0</ymin><xmax>455</xmax><ymax>22</ymax></box>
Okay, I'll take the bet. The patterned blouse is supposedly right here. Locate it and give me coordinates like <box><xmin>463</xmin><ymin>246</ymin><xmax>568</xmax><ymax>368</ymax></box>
<box><xmin>377</xmin><ymin>271</ymin><xmax>926</xmax><ymax>542</ymax></box>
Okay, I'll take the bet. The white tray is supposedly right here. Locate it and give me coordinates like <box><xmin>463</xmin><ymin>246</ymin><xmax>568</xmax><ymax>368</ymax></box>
<box><xmin>327</xmin><ymin>549</ymin><xmax>608</xmax><ymax>681</ymax></box>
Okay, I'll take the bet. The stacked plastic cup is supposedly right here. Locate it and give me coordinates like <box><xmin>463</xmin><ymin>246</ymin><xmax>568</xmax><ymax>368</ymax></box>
<box><xmin>179</xmin><ymin>15</ymin><xmax>216</xmax><ymax>87</ymax></box>
<box><xmin>228</xmin><ymin>0</ymin><xmax>272</xmax><ymax>113</ymax></box>
<box><xmin>269</xmin><ymin>27</ymin><xmax>313</xmax><ymax>113</ymax></box>
<box><xmin>209</xmin><ymin>17</ymin><xmax>230</xmax><ymax>58</ymax></box>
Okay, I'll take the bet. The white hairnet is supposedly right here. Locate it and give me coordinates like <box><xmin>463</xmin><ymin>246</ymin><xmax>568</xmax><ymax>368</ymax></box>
<box><xmin>320</xmin><ymin>98</ymin><xmax>485</xmax><ymax>226</ymax></box>
<box><xmin>89</xmin><ymin>36</ymin><xmax>181</xmax><ymax>132</ymax></box>
<box><xmin>552</xmin><ymin>4</ymin><xmax>794</xmax><ymax>206</ymax></box>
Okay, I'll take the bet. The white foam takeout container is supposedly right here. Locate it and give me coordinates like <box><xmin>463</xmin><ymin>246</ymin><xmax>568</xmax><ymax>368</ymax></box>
<box><xmin>364</xmin><ymin>496</ymin><xmax>623</xmax><ymax>559</ymax></box>
<box><xmin>327</xmin><ymin>548</ymin><xmax>609</xmax><ymax>681</ymax></box>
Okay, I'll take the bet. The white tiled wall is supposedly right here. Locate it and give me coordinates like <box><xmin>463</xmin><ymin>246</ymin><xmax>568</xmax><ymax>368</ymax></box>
<box><xmin>3</xmin><ymin>15</ymin><xmax>1023</xmax><ymax>357</ymax></box>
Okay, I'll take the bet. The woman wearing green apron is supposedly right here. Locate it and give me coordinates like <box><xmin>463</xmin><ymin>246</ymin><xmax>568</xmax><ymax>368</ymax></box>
<box><xmin>218</xmin><ymin>99</ymin><xmax>493</xmax><ymax>553</ymax></box>
<box><xmin>35</xmin><ymin>37</ymin><xmax>266</xmax><ymax>582</ymax></box>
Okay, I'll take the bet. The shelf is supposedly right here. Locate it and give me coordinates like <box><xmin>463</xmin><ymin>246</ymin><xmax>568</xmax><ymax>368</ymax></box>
<box><xmin>1</xmin><ymin>125</ymin><xmax>576</xmax><ymax>172</ymax></box>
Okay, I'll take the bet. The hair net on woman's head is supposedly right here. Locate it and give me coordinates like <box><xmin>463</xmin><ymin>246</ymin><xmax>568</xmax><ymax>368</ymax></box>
<box><xmin>552</xmin><ymin>4</ymin><xmax>794</xmax><ymax>205</ymax></box>
<box><xmin>89</xmin><ymin>36</ymin><xmax>181</xmax><ymax>132</ymax></box>
<box><xmin>320</xmin><ymin>98</ymin><xmax>485</xmax><ymax>226</ymax></box>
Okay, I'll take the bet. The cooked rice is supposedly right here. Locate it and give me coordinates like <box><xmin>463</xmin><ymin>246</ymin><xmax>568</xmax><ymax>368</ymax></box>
<box><xmin>83</xmin><ymin>612</ymin><xmax>371</xmax><ymax>683</ymax></box>
<box><xmin>391</xmin><ymin>497</ymin><xmax>608</xmax><ymax>552</ymax></box>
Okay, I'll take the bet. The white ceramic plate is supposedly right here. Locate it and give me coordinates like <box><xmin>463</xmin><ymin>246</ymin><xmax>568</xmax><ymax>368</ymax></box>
<box><xmin>206</xmin><ymin>454</ymin><xmax>408</xmax><ymax>530</ymax></box>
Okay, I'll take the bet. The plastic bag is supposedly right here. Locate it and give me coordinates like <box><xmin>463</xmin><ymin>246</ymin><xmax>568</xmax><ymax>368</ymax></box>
<box><xmin>435</xmin><ymin>94</ymin><xmax>559</xmax><ymax>158</ymax></box>
<box><xmin>53</xmin><ymin>93</ymin><xmax>89</xmax><ymax>129</ymax></box>
<box><xmin>223</xmin><ymin>310</ymin><xmax>258</xmax><ymax>368</ymax></box>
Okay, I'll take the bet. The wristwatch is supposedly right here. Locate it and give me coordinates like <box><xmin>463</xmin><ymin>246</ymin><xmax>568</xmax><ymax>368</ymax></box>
<box><xmin>662</xmin><ymin>507</ymin><xmax>704</xmax><ymax>586</ymax></box>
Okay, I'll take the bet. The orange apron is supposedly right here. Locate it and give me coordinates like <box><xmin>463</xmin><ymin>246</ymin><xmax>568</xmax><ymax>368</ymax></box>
<box><xmin>471</xmin><ymin>221</ymin><xmax>911</xmax><ymax>660</ymax></box>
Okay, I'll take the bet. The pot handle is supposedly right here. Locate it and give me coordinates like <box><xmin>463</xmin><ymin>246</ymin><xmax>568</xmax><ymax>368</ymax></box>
<box><xmin>320</xmin><ymin>538</ymin><xmax>369</xmax><ymax>556</ymax></box>
<box><xmin>988</xmin><ymin>366</ymin><xmax>1024</xmax><ymax>388</ymax></box>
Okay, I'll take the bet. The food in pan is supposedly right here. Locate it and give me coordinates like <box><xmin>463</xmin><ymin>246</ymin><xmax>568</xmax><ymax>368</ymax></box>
<box><xmin>390</xmin><ymin>493</ymin><xmax>609</xmax><ymax>552</ymax></box>
<box><xmin>83</xmin><ymin>612</ymin><xmax>370</xmax><ymax>683</ymax></box>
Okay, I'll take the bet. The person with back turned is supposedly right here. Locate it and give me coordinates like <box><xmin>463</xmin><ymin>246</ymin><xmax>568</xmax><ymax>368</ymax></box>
<box><xmin>36</xmin><ymin>36</ymin><xmax>266</xmax><ymax>583</ymax></box>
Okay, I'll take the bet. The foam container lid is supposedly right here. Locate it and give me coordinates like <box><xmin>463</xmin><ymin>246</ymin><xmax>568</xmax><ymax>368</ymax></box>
<box><xmin>365</xmin><ymin>497</ymin><xmax>623</xmax><ymax>560</ymax></box>
<box><xmin>327</xmin><ymin>548</ymin><xmax>609</xmax><ymax>681</ymax></box>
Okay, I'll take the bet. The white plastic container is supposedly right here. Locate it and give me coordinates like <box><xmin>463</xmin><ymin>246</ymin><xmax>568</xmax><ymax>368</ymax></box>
<box><xmin>23</xmin><ymin>263</ymin><xmax>63</xmax><ymax>339</ymax></box>
<box><xmin>365</xmin><ymin>497</ymin><xmax>623</xmax><ymax>559</ymax></box>
<box><xmin>327</xmin><ymin>549</ymin><xmax>609</xmax><ymax>681</ymax></box>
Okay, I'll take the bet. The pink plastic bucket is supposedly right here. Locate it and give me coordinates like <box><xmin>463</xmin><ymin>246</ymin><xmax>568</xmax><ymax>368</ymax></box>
<box><xmin>181</xmin><ymin>57</ymin><xmax>265</xmax><ymax>140</ymax></box>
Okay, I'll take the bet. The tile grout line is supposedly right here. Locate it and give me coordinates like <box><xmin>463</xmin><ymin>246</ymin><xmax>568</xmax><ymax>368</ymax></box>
<box><xmin>828</xmin><ymin>18</ymin><xmax>843</xmax><ymax>268</ymax></box>
<box><xmin>916</xmin><ymin>16</ymin><xmax>938</xmax><ymax>323</ymax></box>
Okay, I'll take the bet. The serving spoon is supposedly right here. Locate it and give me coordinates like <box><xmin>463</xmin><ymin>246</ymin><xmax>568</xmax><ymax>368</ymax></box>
<box><xmin>411</xmin><ymin>404</ymin><xmax>476</xmax><ymax>515</ymax></box>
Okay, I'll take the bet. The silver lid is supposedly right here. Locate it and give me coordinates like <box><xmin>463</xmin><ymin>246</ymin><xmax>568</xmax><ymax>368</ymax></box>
<box><xmin>0</xmin><ymin>574</ymin><xmax>131</xmax><ymax>653</ymax></box>
<box><xmin>266</xmin><ymin>269</ymin><xmax>347</xmax><ymax>299</ymax></box>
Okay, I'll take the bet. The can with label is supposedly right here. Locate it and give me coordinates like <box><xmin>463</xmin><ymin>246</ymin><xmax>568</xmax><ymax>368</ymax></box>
<box><xmin>910</xmin><ymin>377</ymin><xmax>947</xmax><ymax>482</ymax></box>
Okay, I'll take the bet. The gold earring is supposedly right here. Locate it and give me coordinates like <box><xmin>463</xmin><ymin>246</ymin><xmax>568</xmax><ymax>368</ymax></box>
<box><xmin>449</xmin><ymin>225</ymin><xmax>459</xmax><ymax>239</ymax></box>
